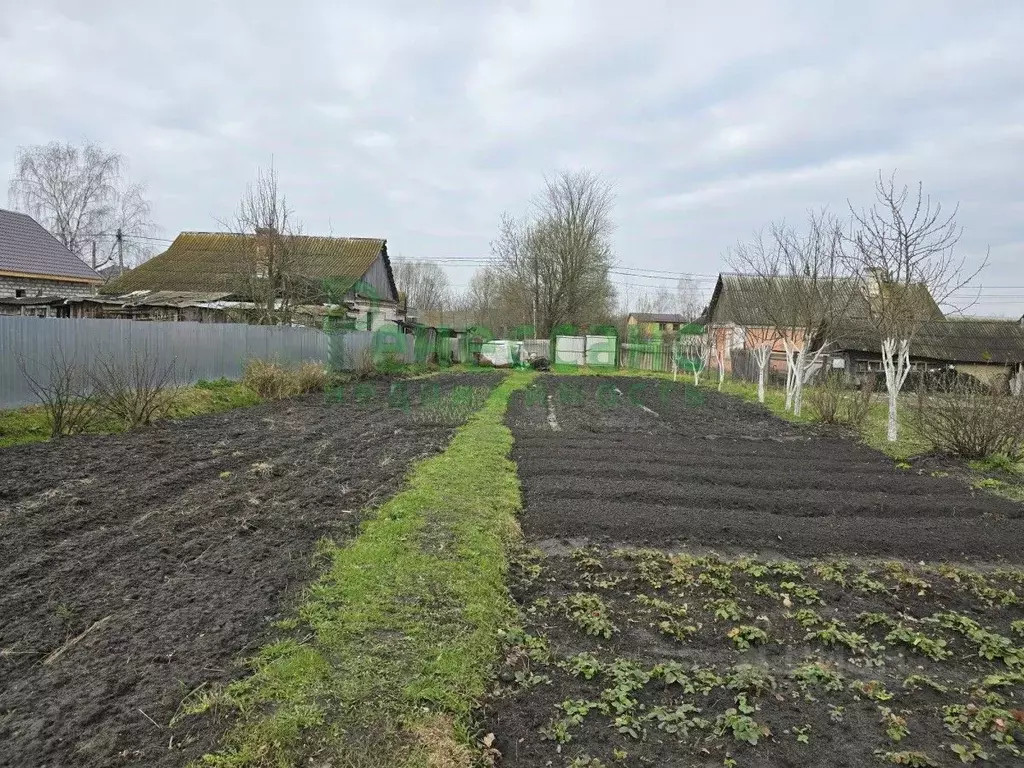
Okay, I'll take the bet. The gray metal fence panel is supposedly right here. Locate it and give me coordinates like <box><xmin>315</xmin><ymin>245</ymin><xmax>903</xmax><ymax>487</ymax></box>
<box><xmin>326</xmin><ymin>330</ymin><xmax>418</xmax><ymax>371</ymax></box>
<box><xmin>0</xmin><ymin>317</ymin><xmax>330</xmax><ymax>409</ymax></box>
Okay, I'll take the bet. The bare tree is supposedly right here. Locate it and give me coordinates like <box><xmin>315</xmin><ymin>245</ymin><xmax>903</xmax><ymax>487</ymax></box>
<box><xmin>491</xmin><ymin>170</ymin><xmax>616</xmax><ymax>336</ymax></box>
<box><xmin>15</xmin><ymin>345</ymin><xmax>94</xmax><ymax>439</ymax></box>
<box><xmin>227</xmin><ymin>164</ymin><xmax>311</xmax><ymax>325</ymax></box>
<box><xmin>848</xmin><ymin>173</ymin><xmax>987</xmax><ymax>442</ymax></box>
<box><xmin>676</xmin><ymin>277</ymin><xmax>706</xmax><ymax>321</ymax></box>
<box><xmin>714</xmin><ymin>344</ymin><xmax>726</xmax><ymax>391</ymax></box>
<box><xmin>8</xmin><ymin>141</ymin><xmax>156</xmax><ymax>269</ymax></box>
<box><xmin>744</xmin><ymin>327</ymin><xmax>779</xmax><ymax>404</ymax></box>
<box><xmin>674</xmin><ymin>332</ymin><xmax>710</xmax><ymax>385</ymax></box>
<box><xmin>393</xmin><ymin>259</ymin><xmax>452</xmax><ymax>313</ymax></box>
<box><xmin>727</xmin><ymin>211</ymin><xmax>855</xmax><ymax>416</ymax></box>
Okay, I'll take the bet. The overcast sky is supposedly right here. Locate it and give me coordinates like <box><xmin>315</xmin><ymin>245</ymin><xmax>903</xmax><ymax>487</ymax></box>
<box><xmin>2</xmin><ymin>1</ymin><xmax>1023</xmax><ymax>315</ymax></box>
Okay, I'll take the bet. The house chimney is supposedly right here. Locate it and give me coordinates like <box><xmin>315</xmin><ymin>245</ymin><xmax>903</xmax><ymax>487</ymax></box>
<box><xmin>255</xmin><ymin>226</ymin><xmax>277</xmax><ymax>237</ymax></box>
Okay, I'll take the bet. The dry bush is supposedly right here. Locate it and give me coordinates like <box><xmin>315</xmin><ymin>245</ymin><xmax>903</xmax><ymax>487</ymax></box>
<box><xmin>16</xmin><ymin>346</ymin><xmax>95</xmax><ymax>438</ymax></box>
<box><xmin>808</xmin><ymin>373</ymin><xmax>845</xmax><ymax>424</ymax></box>
<box><xmin>843</xmin><ymin>378</ymin><xmax>876</xmax><ymax>429</ymax></box>
<box><xmin>242</xmin><ymin>359</ymin><xmax>328</xmax><ymax>399</ymax></box>
<box><xmin>89</xmin><ymin>345</ymin><xmax>181</xmax><ymax>428</ymax></box>
<box><xmin>356</xmin><ymin>347</ymin><xmax>376</xmax><ymax>379</ymax></box>
<box><xmin>915</xmin><ymin>381</ymin><xmax>1024</xmax><ymax>459</ymax></box>
<box><xmin>809</xmin><ymin>374</ymin><xmax>875</xmax><ymax>428</ymax></box>
<box><xmin>242</xmin><ymin>359</ymin><xmax>292</xmax><ymax>399</ymax></box>
<box><xmin>294</xmin><ymin>362</ymin><xmax>328</xmax><ymax>393</ymax></box>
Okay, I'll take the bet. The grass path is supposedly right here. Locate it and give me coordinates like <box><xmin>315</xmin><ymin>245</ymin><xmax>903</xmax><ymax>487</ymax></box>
<box><xmin>185</xmin><ymin>370</ymin><xmax>535</xmax><ymax>767</ymax></box>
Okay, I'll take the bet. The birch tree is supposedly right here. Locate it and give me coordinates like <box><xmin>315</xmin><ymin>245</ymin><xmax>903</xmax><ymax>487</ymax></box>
<box><xmin>8</xmin><ymin>141</ymin><xmax>156</xmax><ymax>268</ymax></box>
<box><xmin>848</xmin><ymin>173</ymin><xmax>986</xmax><ymax>442</ymax></box>
<box><xmin>727</xmin><ymin>212</ymin><xmax>854</xmax><ymax>416</ymax></box>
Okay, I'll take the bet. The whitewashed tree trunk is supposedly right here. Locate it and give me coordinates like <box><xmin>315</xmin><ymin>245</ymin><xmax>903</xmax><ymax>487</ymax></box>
<box><xmin>716</xmin><ymin>349</ymin><xmax>725</xmax><ymax>391</ymax></box>
<box><xmin>782</xmin><ymin>339</ymin><xmax>799</xmax><ymax>411</ymax></box>
<box><xmin>692</xmin><ymin>347</ymin><xmax>709</xmax><ymax>386</ymax></box>
<box><xmin>1011</xmin><ymin>366</ymin><xmax>1024</xmax><ymax>397</ymax></box>
<box><xmin>752</xmin><ymin>344</ymin><xmax>773</xmax><ymax>404</ymax></box>
<box><xmin>881</xmin><ymin>337</ymin><xmax>912</xmax><ymax>442</ymax></box>
<box><xmin>793</xmin><ymin>342</ymin><xmax>828</xmax><ymax>417</ymax></box>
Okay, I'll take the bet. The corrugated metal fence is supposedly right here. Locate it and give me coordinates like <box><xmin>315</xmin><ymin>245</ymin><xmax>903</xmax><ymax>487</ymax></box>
<box><xmin>0</xmin><ymin>317</ymin><xmax>330</xmax><ymax>409</ymax></box>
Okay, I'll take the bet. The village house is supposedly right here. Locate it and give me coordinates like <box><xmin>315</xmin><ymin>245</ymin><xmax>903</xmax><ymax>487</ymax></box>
<box><xmin>626</xmin><ymin>312</ymin><xmax>689</xmax><ymax>339</ymax></box>
<box><xmin>704</xmin><ymin>272</ymin><xmax>941</xmax><ymax>373</ymax></box>
<box><xmin>706</xmin><ymin>271</ymin><xmax>1024</xmax><ymax>388</ymax></box>
<box><xmin>0</xmin><ymin>208</ymin><xmax>102</xmax><ymax>316</ymax></box>
<box><xmin>99</xmin><ymin>231</ymin><xmax>403</xmax><ymax>328</ymax></box>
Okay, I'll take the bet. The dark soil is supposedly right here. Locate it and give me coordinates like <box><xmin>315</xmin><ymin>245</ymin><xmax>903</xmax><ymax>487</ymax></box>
<box><xmin>0</xmin><ymin>373</ymin><xmax>502</xmax><ymax>768</ymax></box>
<box><xmin>483</xmin><ymin>546</ymin><xmax>1024</xmax><ymax>768</ymax></box>
<box><xmin>507</xmin><ymin>376</ymin><xmax>1024</xmax><ymax>562</ymax></box>
<box><xmin>480</xmin><ymin>375</ymin><xmax>1024</xmax><ymax>767</ymax></box>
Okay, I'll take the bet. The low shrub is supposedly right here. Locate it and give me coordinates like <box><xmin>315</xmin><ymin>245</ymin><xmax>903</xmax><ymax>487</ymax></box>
<box><xmin>915</xmin><ymin>382</ymin><xmax>1024</xmax><ymax>460</ymax></box>
<box><xmin>294</xmin><ymin>362</ymin><xmax>329</xmax><ymax>394</ymax></box>
<box><xmin>808</xmin><ymin>375</ymin><xmax>875</xmax><ymax>428</ymax></box>
<box><xmin>808</xmin><ymin>374</ymin><xmax>844</xmax><ymax>424</ymax></box>
<box><xmin>242</xmin><ymin>359</ymin><xmax>329</xmax><ymax>400</ymax></box>
<box><xmin>242</xmin><ymin>359</ymin><xmax>293</xmax><ymax>399</ymax></box>
<box><xmin>88</xmin><ymin>346</ymin><xmax>182</xmax><ymax>429</ymax></box>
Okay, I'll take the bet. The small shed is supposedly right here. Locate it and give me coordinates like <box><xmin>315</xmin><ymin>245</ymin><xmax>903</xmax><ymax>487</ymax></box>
<box><xmin>831</xmin><ymin>318</ymin><xmax>1024</xmax><ymax>387</ymax></box>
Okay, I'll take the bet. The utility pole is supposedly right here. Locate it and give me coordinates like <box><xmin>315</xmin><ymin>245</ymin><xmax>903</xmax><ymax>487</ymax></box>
<box><xmin>91</xmin><ymin>241</ymin><xmax>97</xmax><ymax>269</ymax></box>
<box><xmin>116</xmin><ymin>228</ymin><xmax>124</xmax><ymax>272</ymax></box>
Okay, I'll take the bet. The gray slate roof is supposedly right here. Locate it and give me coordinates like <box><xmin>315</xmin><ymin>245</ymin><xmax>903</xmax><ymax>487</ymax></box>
<box><xmin>708</xmin><ymin>273</ymin><xmax>943</xmax><ymax>327</ymax></box>
<box><xmin>833</xmin><ymin>318</ymin><xmax>1024</xmax><ymax>365</ymax></box>
<box><xmin>0</xmin><ymin>208</ymin><xmax>102</xmax><ymax>282</ymax></box>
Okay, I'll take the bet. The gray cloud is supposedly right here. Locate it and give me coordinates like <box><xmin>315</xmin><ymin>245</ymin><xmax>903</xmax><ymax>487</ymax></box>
<box><xmin>2</xmin><ymin>0</ymin><xmax>1022</xmax><ymax>311</ymax></box>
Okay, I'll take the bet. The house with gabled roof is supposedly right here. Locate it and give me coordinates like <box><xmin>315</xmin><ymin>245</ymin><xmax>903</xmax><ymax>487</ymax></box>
<box><xmin>101</xmin><ymin>231</ymin><xmax>402</xmax><ymax>328</ymax></box>
<box><xmin>0</xmin><ymin>208</ymin><xmax>102</xmax><ymax>310</ymax></box>
<box><xmin>705</xmin><ymin>272</ymin><xmax>944</xmax><ymax>374</ymax></box>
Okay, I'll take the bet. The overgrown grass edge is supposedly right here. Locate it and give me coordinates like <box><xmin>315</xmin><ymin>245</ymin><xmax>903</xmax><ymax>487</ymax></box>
<box><xmin>185</xmin><ymin>370</ymin><xmax>536</xmax><ymax>767</ymax></box>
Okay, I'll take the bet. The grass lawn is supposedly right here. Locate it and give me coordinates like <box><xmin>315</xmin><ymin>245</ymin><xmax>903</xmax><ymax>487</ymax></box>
<box><xmin>716</xmin><ymin>379</ymin><xmax>930</xmax><ymax>461</ymax></box>
<box><xmin>182</xmin><ymin>371</ymin><xmax>535</xmax><ymax>767</ymax></box>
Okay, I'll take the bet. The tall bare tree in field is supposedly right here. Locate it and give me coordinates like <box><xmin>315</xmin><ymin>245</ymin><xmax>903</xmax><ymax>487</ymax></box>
<box><xmin>229</xmin><ymin>164</ymin><xmax>310</xmax><ymax>325</ymax></box>
<box><xmin>728</xmin><ymin>211</ymin><xmax>854</xmax><ymax>416</ymax></box>
<box><xmin>8</xmin><ymin>141</ymin><xmax>155</xmax><ymax>268</ymax></box>
<box><xmin>491</xmin><ymin>170</ymin><xmax>616</xmax><ymax>335</ymax></box>
<box><xmin>848</xmin><ymin>173</ymin><xmax>986</xmax><ymax>442</ymax></box>
<box><xmin>393</xmin><ymin>259</ymin><xmax>452</xmax><ymax>313</ymax></box>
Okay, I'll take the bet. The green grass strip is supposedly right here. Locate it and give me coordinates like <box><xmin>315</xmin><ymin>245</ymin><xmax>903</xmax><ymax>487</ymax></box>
<box><xmin>186</xmin><ymin>370</ymin><xmax>535</xmax><ymax>767</ymax></box>
<box><xmin>0</xmin><ymin>380</ymin><xmax>261</xmax><ymax>448</ymax></box>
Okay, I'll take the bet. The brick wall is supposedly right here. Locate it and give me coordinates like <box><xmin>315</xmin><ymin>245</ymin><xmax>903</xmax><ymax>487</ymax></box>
<box><xmin>0</xmin><ymin>275</ymin><xmax>98</xmax><ymax>298</ymax></box>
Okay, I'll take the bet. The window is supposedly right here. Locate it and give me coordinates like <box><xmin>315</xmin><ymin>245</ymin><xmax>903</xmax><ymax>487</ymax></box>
<box><xmin>15</xmin><ymin>289</ymin><xmax>26</xmax><ymax>298</ymax></box>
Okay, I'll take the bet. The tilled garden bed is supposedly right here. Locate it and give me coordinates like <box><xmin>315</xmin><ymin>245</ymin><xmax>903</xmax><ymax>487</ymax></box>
<box><xmin>0</xmin><ymin>372</ymin><xmax>502</xmax><ymax>768</ymax></box>
<box><xmin>481</xmin><ymin>375</ymin><xmax>1024</xmax><ymax>767</ymax></box>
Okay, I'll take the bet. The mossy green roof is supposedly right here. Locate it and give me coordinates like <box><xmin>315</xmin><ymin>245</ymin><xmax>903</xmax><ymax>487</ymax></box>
<box><xmin>102</xmin><ymin>232</ymin><xmax>387</xmax><ymax>296</ymax></box>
